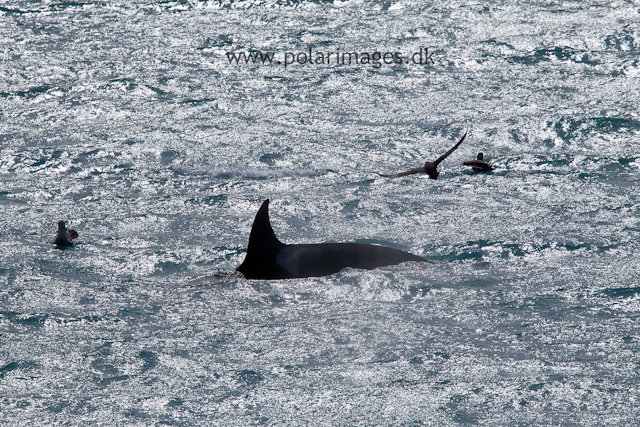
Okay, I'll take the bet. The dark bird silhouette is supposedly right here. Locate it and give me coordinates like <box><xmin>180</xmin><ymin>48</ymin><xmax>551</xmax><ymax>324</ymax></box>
<box><xmin>379</xmin><ymin>131</ymin><xmax>467</xmax><ymax>180</ymax></box>
<box><xmin>53</xmin><ymin>221</ymin><xmax>78</xmax><ymax>246</ymax></box>
<box><xmin>463</xmin><ymin>152</ymin><xmax>494</xmax><ymax>172</ymax></box>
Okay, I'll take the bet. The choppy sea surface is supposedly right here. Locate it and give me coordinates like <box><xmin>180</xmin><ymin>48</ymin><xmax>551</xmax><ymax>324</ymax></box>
<box><xmin>1</xmin><ymin>0</ymin><xmax>640</xmax><ymax>425</ymax></box>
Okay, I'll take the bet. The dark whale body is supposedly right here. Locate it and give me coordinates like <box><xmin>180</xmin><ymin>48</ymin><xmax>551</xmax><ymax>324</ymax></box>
<box><xmin>236</xmin><ymin>200</ymin><xmax>426</xmax><ymax>280</ymax></box>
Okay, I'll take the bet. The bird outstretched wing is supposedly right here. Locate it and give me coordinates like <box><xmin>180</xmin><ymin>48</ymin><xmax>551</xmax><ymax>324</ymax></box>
<box><xmin>67</xmin><ymin>229</ymin><xmax>79</xmax><ymax>241</ymax></box>
<box><xmin>378</xmin><ymin>168</ymin><xmax>424</xmax><ymax>178</ymax></box>
<box><xmin>433</xmin><ymin>131</ymin><xmax>467</xmax><ymax>166</ymax></box>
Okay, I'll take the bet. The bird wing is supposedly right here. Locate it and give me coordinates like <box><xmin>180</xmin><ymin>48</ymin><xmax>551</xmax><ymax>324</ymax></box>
<box><xmin>433</xmin><ymin>131</ymin><xmax>467</xmax><ymax>166</ymax></box>
<box><xmin>378</xmin><ymin>168</ymin><xmax>424</xmax><ymax>178</ymax></box>
<box><xmin>67</xmin><ymin>229</ymin><xmax>79</xmax><ymax>241</ymax></box>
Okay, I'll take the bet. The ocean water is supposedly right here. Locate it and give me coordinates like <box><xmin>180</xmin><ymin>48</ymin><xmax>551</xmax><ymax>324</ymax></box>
<box><xmin>1</xmin><ymin>0</ymin><xmax>640</xmax><ymax>425</ymax></box>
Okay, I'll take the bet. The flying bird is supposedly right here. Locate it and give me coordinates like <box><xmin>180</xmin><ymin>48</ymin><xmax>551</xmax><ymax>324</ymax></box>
<box><xmin>379</xmin><ymin>131</ymin><xmax>467</xmax><ymax>180</ymax></box>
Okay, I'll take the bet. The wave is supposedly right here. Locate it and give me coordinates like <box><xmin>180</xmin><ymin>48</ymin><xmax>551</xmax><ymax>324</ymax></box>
<box><xmin>429</xmin><ymin>240</ymin><xmax>619</xmax><ymax>263</ymax></box>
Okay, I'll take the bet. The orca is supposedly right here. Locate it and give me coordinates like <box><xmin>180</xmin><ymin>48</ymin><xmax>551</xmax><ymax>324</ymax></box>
<box><xmin>463</xmin><ymin>152</ymin><xmax>494</xmax><ymax>172</ymax></box>
<box><xmin>53</xmin><ymin>220</ymin><xmax>78</xmax><ymax>246</ymax></box>
<box><xmin>379</xmin><ymin>131</ymin><xmax>467</xmax><ymax>179</ymax></box>
<box><xmin>236</xmin><ymin>200</ymin><xmax>426</xmax><ymax>279</ymax></box>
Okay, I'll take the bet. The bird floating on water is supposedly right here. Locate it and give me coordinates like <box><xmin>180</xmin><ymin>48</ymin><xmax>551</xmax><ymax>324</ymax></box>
<box><xmin>53</xmin><ymin>220</ymin><xmax>78</xmax><ymax>246</ymax></box>
<box><xmin>463</xmin><ymin>152</ymin><xmax>494</xmax><ymax>172</ymax></box>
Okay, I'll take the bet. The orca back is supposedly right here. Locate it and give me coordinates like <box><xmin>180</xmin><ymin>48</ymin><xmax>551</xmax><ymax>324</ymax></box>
<box><xmin>277</xmin><ymin>242</ymin><xmax>426</xmax><ymax>278</ymax></box>
<box><xmin>237</xmin><ymin>199</ymin><xmax>427</xmax><ymax>280</ymax></box>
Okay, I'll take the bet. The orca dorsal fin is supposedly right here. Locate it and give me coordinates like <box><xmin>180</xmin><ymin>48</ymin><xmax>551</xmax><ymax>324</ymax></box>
<box><xmin>247</xmin><ymin>199</ymin><xmax>285</xmax><ymax>254</ymax></box>
<box><xmin>237</xmin><ymin>199</ymin><xmax>288</xmax><ymax>279</ymax></box>
<box><xmin>236</xmin><ymin>199</ymin><xmax>292</xmax><ymax>279</ymax></box>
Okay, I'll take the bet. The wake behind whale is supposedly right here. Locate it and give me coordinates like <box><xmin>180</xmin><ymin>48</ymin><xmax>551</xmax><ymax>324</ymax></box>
<box><xmin>237</xmin><ymin>200</ymin><xmax>426</xmax><ymax>280</ymax></box>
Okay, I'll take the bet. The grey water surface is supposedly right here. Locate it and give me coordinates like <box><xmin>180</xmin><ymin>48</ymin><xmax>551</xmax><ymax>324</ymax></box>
<box><xmin>1</xmin><ymin>0</ymin><xmax>640</xmax><ymax>425</ymax></box>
